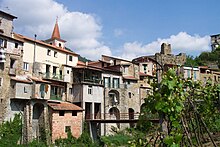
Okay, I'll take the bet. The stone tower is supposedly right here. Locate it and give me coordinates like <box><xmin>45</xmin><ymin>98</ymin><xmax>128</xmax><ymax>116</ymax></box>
<box><xmin>160</xmin><ymin>43</ymin><xmax>171</xmax><ymax>55</ymax></box>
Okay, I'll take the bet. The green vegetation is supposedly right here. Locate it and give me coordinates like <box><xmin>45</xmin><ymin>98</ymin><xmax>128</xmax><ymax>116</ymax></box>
<box><xmin>1</xmin><ymin>70</ymin><xmax>220</xmax><ymax>146</ymax></box>
<box><xmin>0</xmin><ymin>114</ymin><xmax>22</xmax><ymax>146</ymax></box>
<box><xmin>185</xmin><ymin>47</ymin><xmax>220</xmax><ymax>68</ymax></box>
<box><xmin>136</xmin><ymin>69</ymin><xmax>220</xmax><ymax>146</ymax></box>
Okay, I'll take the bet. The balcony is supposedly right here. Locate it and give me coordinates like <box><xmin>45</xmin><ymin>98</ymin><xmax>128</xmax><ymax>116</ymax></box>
<box><xmin>73</xmin><ymin>77</ymin><xmax>103</xmax><ymax>85</ymax></box>
<box><xmin>104</xmin><ymin>83</ymin><xmax>128</xmax><ymax>89</ymax></box>
<box><xmin>50</xmin><ymin>94</ymin><xmax>62</xmax><ymax>101</ymax></box>
<box><xmin>43</xmin><ymin>72</ymin><xmax>64</xmax><ymax>81</ymax></box>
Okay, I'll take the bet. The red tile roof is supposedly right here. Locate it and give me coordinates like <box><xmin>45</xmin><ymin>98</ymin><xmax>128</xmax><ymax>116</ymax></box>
<box><xmin>30</xmin><ymin>76</ymin><xmax>51</xmax><ymax>83</ymax></box>
<box><xmin>51</xmin><ymin>20</ymin><xmax>61</xmax><ymax>40</ymax></box>
<box><xmin>11</xmin><ymin>76</ymin><xmax>32</xmax><ymax>84</ymax></box>
<box><xmin>139</xmin><ymin>72</ymin><xmax>155</xmax><ymax>77</ymax></box>
<box><xmin>14</xmin><ymin>33</ymin><xmax>78</xmax><ymax>56</ymax></box>
<box><xmin>123</xmin><ymin>76</ymin><xmax>138</xmax><ymax>80</ymax></box>
<box><xmin>48</xmin><ymin>102</ymin><xmax>83</xmax><ymax>111</ymax></box>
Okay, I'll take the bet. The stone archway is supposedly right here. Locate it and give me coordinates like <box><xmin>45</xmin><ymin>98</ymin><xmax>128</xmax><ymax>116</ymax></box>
<box><xmin>32</xmin><ymin>102</ymin><xmax>44</xmax><ymax>140</ymax></box>
<box><xmin>109</xmin><ymin>107</ymin><xmax>120</xmax><ymax>128</ymax></box>
<box><xmin>108</xmin><ymin>90</ymin><xmax>120</xmax><ymax>106</ymax></box>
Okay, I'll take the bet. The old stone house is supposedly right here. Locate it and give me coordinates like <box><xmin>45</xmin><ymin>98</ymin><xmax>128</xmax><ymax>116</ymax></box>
<box><xmin>48</xmin><ymin>101</ymin><xmax>83</xmax><ymax>142</ymax></box>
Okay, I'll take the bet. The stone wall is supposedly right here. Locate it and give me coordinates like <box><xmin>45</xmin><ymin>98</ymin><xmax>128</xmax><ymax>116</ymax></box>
<box><xmin>50</xmin><ymin>110</ymin><xmax>82</xmax><ymax>142</ymax></box>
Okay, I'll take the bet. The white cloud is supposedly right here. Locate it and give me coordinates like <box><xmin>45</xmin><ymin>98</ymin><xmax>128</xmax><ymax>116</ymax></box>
<box><xmin>1</xmin><ymin>0</ymin><xmax>111</xmax><ymax>60</ymax></box>
<box><xmin>0</xmin><ymin>0</ymin><xmax>211</xmax><ymax>61</ymax></box>
<box><xmin>120</xmin><ymin>32</ymin><xmax>211</xmax><ymax>60</ymax></box>
<box><xmin>114</xmin><ymin>29</ymin><xmax>123</xmax><ymax>37</ymax></box>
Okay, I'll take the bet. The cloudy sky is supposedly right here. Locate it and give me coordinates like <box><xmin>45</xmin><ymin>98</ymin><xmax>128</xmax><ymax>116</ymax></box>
<box><xmin>1</xmin><ymin>0</ymin><xmax>219</xmax><ymax>60</ymax></box>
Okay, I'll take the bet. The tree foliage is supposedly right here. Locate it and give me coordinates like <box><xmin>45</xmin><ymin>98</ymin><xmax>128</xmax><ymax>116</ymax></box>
<box><xmin>138</xmin><ymin>69</ymin><xmax>220</xmax><ymax>146</ymax></box>
<box><xmin>0</xmin><ymin>114</ymin><xmax>22</xmax><ymax>146</ymax></box>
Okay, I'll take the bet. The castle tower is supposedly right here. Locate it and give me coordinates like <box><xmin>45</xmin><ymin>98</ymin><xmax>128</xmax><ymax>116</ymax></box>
<box><xmin>160</xmin><ymin>43</ymin><xmax>171</xmax><ymax>55</ymax></box>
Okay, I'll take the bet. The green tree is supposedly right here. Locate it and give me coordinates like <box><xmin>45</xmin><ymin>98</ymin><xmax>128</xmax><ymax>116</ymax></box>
<box><xmin>0</xmin><ymin>114</ymin><xmax>22</xmax><ymax>146</ymax></box>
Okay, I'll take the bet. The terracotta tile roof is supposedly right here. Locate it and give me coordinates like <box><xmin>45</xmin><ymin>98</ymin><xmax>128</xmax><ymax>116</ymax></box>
<box><xmin>139</xmin><ymin>72</ymin><xmax>155</xmax><ymax>77</ymax></box>
<box><xmin>123</xmin><ymin>76</ymin><xmax>138</xmax><ymax>80</ymax></box>
<box><xmin>48</xmin><ymin>102</ymin><xmax>83</xmax><ymax>111</ymax></box>
<box><xmin>14</xmin><ymin>33</ymin><xmax>78</xmax><ymax>56</ymax></box>
<box><xmin>51</xmin><ymin>20</ymin><xmax>61</xmax><ymax>40</ymax></box>
<box><xmin>77</xmin><ymin>61</ymin><xmax>86</xmax><ymax>66</ymax></box>
<box><xmin>30</xmin><ymin>76</ymin><xmax>51</xmax><ymax>83</ymax></box>
<box><xmin>11</xmin><ymin>76</ymin><xmax>32</xmax><ymax>84</ymax></box>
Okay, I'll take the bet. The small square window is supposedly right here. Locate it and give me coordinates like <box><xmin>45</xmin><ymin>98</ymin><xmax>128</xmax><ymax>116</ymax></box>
<box><xmin>72</xmin><ymin>111</ymin><xmax>77</xmax><ymax>116</ymax></box>
<box><xmin>59</xmin><ymin>110</ymin><xmax>65</xmax><ymax>116</ymax></box>
<box><xmin>24</xmin><ymin>87</ymin><xmax>27</xmax><ymax>93</ymax></box>
<box><xmin>65</xmin><ymin>126</ymin><xmax>71</xmax><ymax>133</ymax></box>
<box><xmin>54</xmin><ymin>51</ymin><xmax>57</xmax><ymax>57</ymax></box>
<box><xmin>69</xmin><ymin>56</ymin><xmax>72</xmax><ymax>61</ymax></box>
<box><xmin>15</xmin><ymin>43</ymin><xmax>18</xmax><ymax>48</ymax></box>
<box><xmin>47</xmin><ymin>49</ymin><xmax>51</xmax><ymax>56</ymax></box>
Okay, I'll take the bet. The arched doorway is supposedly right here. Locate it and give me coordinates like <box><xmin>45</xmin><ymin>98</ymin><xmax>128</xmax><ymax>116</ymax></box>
<box><xmin>32</xmin><ymin>103</ymin><xmax>44</xmax><ymax>140</ymax></box>
<box><xmin>129</xmin><ymin>108</ymin><xmax>135</xmax><ymax>128</ymax></box>
<box><xmin>109</xmin><ymin>107</ymin><xmax>120</xmax><ymax>128</ymax></box>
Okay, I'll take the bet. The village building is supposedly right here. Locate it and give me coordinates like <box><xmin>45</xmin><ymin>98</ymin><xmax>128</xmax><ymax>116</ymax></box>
<box><xmin>48</xmin><ymin>101</ymin><xmax>83</xmax><ymax>142</ymax></box>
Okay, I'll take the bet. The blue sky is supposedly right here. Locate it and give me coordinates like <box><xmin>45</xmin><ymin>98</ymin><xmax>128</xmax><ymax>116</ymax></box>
<box><xmin>1</xmin><ymin>0</ymin><xmax>219</xmax><ymax>60</ymax></box>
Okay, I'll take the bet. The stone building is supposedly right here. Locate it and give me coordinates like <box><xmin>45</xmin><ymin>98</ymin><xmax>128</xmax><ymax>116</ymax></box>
<box><xmin>211</xmin><ymin>34</ymin><xmax>220</xmax><ymax>51</ymax></box>
<box><xmin>48</xmin><ymin>102</ymin><xmax>83</xmax><ymax>142</ymax></box>
<box><xmin>11</xmin><ymin>19</ymin><xmax>83</xmax><ymax>143</ymax></box>
<box><xmin>0</xmin><ymin>10</ymin><xmax>24</xmax><ymax>123</ymax></box>
<box><xmin>155</xmin><ymin>43</ymin><xmax>186</xmax><ymax>82</ymax></box>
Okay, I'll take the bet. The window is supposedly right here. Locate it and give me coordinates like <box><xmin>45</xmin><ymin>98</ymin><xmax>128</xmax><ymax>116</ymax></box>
<box><xmin>123</xmin><ymin>65</ymin><xmax>129</xmax><ymax>74</ymax></box>
<box><xmin>59</xmin><ymin>110</ymin><xmax>65</xmax><ymax>116</ymax></box>
<box><xmin>187</xmin><ymin>70</ymin><xmax>191</xmax><ymax>78</ymax></box>
<box><xmin>128</xmin><ymin>92</ymin><xmax>132</xmax><ymax>98</ymax></box>
<box><xmin>10</xmin><ymin>59</ymin><xmax>16</xmax><ymax>68</ymax></box>
<box><xmin>65</xmin><ymin>126</ymin><xmax>71</xmax><ymax>133</ymax></box>
<box><xmin>54</xmin><ymin>51</ymin><xmax>57</xmax><ymax>57</ymax></box>
<box><xmin>15</xmin><ymin>43</ymin><xmax>18</xmax><ymax>48</ymax></box>
<box><xmin>69</xmin><ymin>88</ymin><xmax>73</xmax><ymax>95</ymax></box>
<box><xmin>69</xmin><ymin>55</ymin><xmax>73</xmax><ymax>61</ymax></box>
<box><xmin>47</xmin><ymin>49</ymin><xmax>51</xmax><ymax>56</ymax></box>
<box><xmin>193</xmin><ymin>71</ymin><xmax>197</xmax><ymax>80</ymax></box>
<box><xmin>72</xmin><ymin>111</ymin><xmax>77</xmax><ymax>116</ymax></box>
<box><xmin>23</xmin><ymin>62</ymin><xmax>29</xmax><ymax>71</ymax></box>
<box><xmin>0</xmin><ymin>39</ymin><xmax>7</xmax><ymax>48</ymax></box>
<box><xmin>24</xmin><ymin>87</ymin><xmax>27</xmax><ymax>93</ymax></box>
<box><xmin>0</xmin><ymin>78</ymin><xmax>2</xmax><ymax>86</ymax></box>
<box><xmin>88</xmin><ymin>86</ymin><xmax>92</xmax><ymax>95</ymax></box>
<box><xmin>104</xmin><ymin>77</ymin><xmax>110</xmax><ymax>88</ymax></box>
<box><xmin>53</xmin><ymin>66</ymin><xmax>57</xmax><ymax>75</ymax></box>
<box><xmin>67</xmin><ymin>70</ymin><xmax>69</xmax><ymax>74</ymax></box>
<box><xmin>143</xmin><ymin>64</ymin><xmax>148</xmax><ymax>74</ymax></box>
<box><xmin>59</xmin><ymin>43</ymin><xmax>62</xmax><ymax>47</ymax></box>
<box><xmin>113</xmin><ymin>78</ymin><xmax>119</xmax><ymax>88</ymax></box>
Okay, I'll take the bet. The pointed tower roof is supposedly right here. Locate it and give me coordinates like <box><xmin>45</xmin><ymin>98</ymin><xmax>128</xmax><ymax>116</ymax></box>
<box><xmin>51</xmin><ymin>19</ymin><xmax>61</xmax><ymax>39</ymax></box>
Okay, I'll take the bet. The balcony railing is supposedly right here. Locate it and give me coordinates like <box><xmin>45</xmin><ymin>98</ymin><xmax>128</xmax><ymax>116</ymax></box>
<box><xmin>43</xmin><ymin>72</ymin><xmax>64</xmax><ymax>81</ymax></box>
<box><xmin>85</xmin><ymin>113</ymin><xmax>159</xmax><ymax>120</ymax></box>
<box><xmin>50</xmin><ymin>94</ymin><xmax>62</xmax><ymax>101</ymax></box>
<box><xmin>104</xmin><ymin>84</ymin><xmax>128</xmax><ymax>89</ymax></box>
<box><xmin>73</xmin><ymin>77</ymin><xmax>103</xmax><ymax>85</ymax></box>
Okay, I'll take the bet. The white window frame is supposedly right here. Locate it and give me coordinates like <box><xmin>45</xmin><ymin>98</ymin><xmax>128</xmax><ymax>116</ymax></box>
<box><xmin>23</xmin><ymin>62</ymin><xmax>29</xmax><ymax>71</ymax></box>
